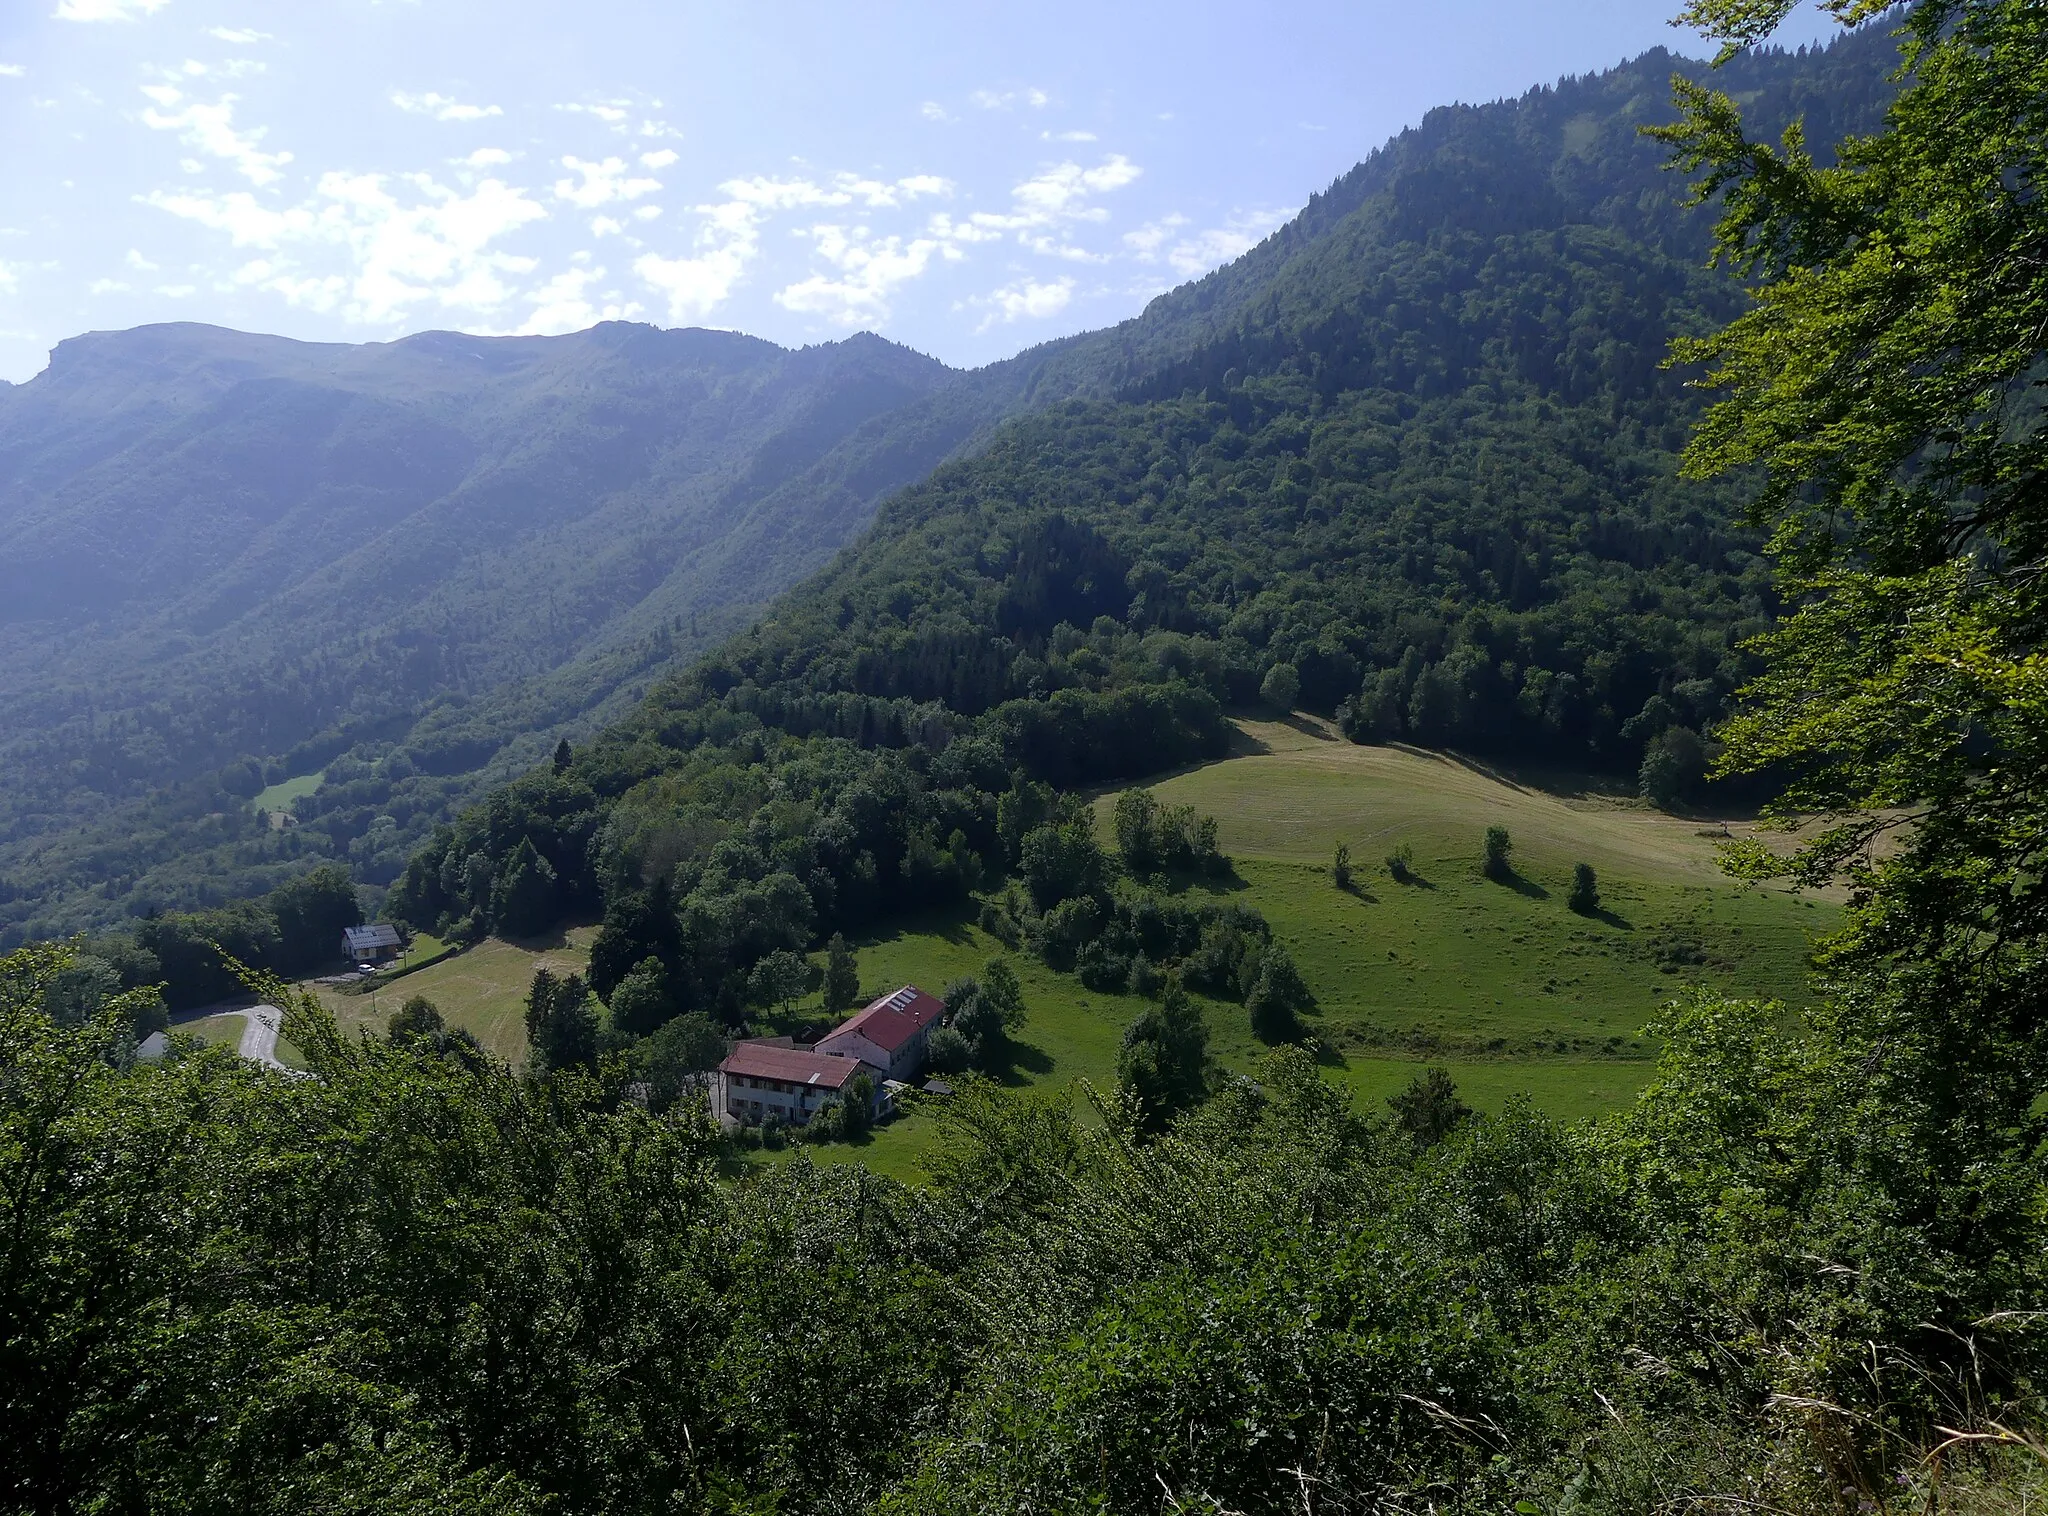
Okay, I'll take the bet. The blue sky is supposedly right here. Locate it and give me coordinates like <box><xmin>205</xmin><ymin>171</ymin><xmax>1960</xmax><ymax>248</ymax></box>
<box><xmin>0</xmin><ymin>0</ymin><xmax>1838</xmax><ymax>383</ymax></box>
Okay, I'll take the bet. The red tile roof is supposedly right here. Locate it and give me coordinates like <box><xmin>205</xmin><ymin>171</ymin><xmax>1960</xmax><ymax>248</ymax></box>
<box><xmin>819</xmin><ymin>985</ymin><xmax>945</xmax><ymax>1056</ymax></box>
<box><xmin>719</xmin><ymin>1041</ymin><xmax>863</xmax><ymax>1089</ymax></box>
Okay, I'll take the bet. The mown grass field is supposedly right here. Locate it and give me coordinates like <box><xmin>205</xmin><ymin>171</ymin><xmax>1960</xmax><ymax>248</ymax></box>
<box><xmin>804</xmin><ymin>716</ymin><xmax>1835</xmax><ymax>1182</ymax></box>
<box><xmin>307</xmin><ymin>927</ymin><xmax>596</xmax><ymax>1064</ymax></box>
<box><xmin>251</xmin><ymin>770</ymin><xmax>324</xmax><ymax>817</ymax></box>
<box><xmin>297</xmin><ymin>718</ymin><xmax>1835</xmax><ymax>1186</ymax></box>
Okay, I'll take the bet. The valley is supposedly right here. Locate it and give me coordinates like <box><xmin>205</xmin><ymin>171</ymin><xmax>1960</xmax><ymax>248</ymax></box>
<box><xmin>14</xmin><ymin>6</ymin><xmax>2043</xmax><ymax>1508</ymax></box>
<box><xmin>305</xmin><ymin>715</ymin><xmax>1830</xmax><ymax>1187</ymax></box>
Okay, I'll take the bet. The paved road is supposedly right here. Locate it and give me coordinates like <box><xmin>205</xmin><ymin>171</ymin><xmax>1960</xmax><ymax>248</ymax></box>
<box><xmin>159</xmin><ymin>1002</ymin><xmax>290</xmax><ymax>1071</ymax></box>
<box><xmin>237</xmin><ymin>1003</ymin><xmax>286</xmax><ymax>1069</ymax></box>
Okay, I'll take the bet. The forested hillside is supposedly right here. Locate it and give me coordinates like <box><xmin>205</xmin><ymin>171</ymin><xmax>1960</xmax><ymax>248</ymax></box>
<box><xmin>379</xmin><ymin>28</ymin><xmax>1894</xmax><ymax>1000</ymax></box>
<box><xmin>0</xmin><ymin>29</ymin><xmax>1890</xmax><ymax>949</ymax></box>
<box><xmin>14</xmin><ymin>3</ymin><xmax>2048</xmax><ymax>1511</ymax></box>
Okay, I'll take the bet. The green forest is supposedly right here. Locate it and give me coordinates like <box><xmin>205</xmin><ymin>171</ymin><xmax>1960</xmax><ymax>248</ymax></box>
<box><xmin>0</xmin><ymin>23</ymin><xmax>1889</xmax><ymax>947</ymax></box>
<box><xmin>7</xmin><ymin>2</ymin><xmax>2048</xmax><ymax>1512</ymax></box>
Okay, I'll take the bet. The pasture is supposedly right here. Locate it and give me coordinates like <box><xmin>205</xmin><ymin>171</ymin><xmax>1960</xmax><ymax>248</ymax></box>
<box><xmin>808</xmin><ymin>716</ymin><xmax>1832</xmax><ymax>1180</ymax></box>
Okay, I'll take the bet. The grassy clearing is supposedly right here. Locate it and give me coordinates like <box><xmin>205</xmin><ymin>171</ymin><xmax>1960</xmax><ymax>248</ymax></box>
<box><xmin>817</xmin><ymin>717</ymin><xmax>1834</xmax><ymax>1181</ymax></box>
<box><xmin>307</xmin><ymin>927</ymin><xmax>597</xmax><ymax>1064</ymax></box>
<box><xmin>176</xmin><ymin>1012</ymin><xmax>249</xmax><ymax>1051</ymax></box>
<box><xmin>252</xmin><ymin>770</ymin><xmax>324</xmax><ymax>816</ymax></box>
<box><xmin>303</xmin><ymin>719</ymin><xmax>1835</xmax><ymax>1185</ymax></box>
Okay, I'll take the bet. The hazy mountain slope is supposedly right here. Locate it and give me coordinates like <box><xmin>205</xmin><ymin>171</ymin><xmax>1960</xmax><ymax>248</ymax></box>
<box><xmin>374</xmin><ymin>26</ymin><xmax>1898</xmax><ymax>962</ymax></box>
<box><xmin>0</xmin><ymin>323</ymin><xmax>964</xmax><ymax>940</ymax></box>
<box><xmin>0</xmin><ymin>28</ymin><xmax>1896</xmax><ymax>946</ymax></box>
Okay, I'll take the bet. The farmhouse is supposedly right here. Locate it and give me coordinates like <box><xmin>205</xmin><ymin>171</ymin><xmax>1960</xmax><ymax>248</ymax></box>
<box><xmin>716</xmin><ymin>1042</ymin><xmax>868</xmax><ymax>1127</ymax></box>
<box><xmin>813</xmin><ymin>984</ymin><xmax>944</xmax><ymax>1082</ymax></box>
<box><xmin>714</xmin><ymin>984</ymin><xmax>947</xmax><ymax>1128</ymax></box>
<box><xmin>342</xmin><ymin>923</ymin><xmax>403</xmax><ymax>965</ymax></box>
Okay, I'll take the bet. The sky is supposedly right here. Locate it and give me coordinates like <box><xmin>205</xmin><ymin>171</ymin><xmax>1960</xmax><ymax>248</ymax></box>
<box><xmin>0</xmin><ymin>0</ymin><xmax>1843</xmax><ymax>384</ymax></box>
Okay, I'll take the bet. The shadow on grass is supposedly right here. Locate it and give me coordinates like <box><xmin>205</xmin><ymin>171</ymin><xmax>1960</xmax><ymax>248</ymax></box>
<box><xmin>1575</xmin><ymin>906</ymin><xmax>1635</xmax><ymax>931</ymax></box>
<box><xmin>865</xmin><ymin>902</ymin><xmax>979</xmax><ymax>950</ymax></box>
<box><xmin>1487</xmin><ymin>868</ymin><xmax>1551</xmax><ymax>901</ymax></box>
<box><xmin>1158</xmin><ymin>862</ymin><xmax>1253</xmax><ymax>898</ymax></box>
<box><xmin>1337</xmin><ymin>880</ymin><xmax>1379</xmax><ymax>905</ymax></box>
<box><xmin>985</xmin><ymin>1037</ymin><xmax>1054</xmax><ymax>1086</ymax></box>
<box><xmin>1388</xmin><ymin>868</ymin><xmax>1437</xmax><ymax>891</ymax></box>
<box><xmin>1277</xmin><ymin>712</ymin><xmax>1340</xmax><ymax>742</ymax></box>
<box><xmin>502</xmin><ymin>923</ymin><xmax>579</xmax><ymax>952</ymax></box>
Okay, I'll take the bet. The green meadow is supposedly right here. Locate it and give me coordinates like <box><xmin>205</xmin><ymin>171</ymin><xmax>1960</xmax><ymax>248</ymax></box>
<box><xmin>251</xmin><ymin>770</ymin><xmax>325</xmax><ymax>817</ymax></box>
<box><xmin>310</xmin><ymin>927</ymin><xmax>597</xmax><ymax>1063</ymax></box>
<box><xmin>797</xmin><ymin>715</ymin><xmax>1835</xmax><ymax>1183</ymax></box>
<box><xmin>302</xmin><ymin>717</ymin><xmax>1832</xmax><ymax>1186</ymax></box>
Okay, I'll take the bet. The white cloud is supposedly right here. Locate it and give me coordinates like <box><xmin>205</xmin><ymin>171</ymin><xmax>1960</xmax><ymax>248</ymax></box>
<box><xmin>555</xmin><ymin>100</ymin><xmax>633</xmax><ymax>132</ymax></box>
<box><xmin>554</xmin><ymin>155</ymin><xmax>661</xmax><ymax>208</ymax></box>
<box><xmin>949</xmin><ymin>155</ymin><xmax>1142</xmax><ymax>261</ymax></box>
<box><xmin>89</xmin><ymin>277</ymin><xmax>130</xmax><ymax>294</ymax></box>
<box><xmin>125</xmin><ymin>248</ymin><xmax>158</xmax><ymax>270</ymax></box>
<box><xmin>775</xmin><ymin>223</ymin><xmax>954</xmax><ymax>326</ymax></box>
<box><xmin>155</xmin><ymin>282</ymin><xmax>196</xmax><ymax>297</ymax></box>
<box><xmin>1125</xmin><ymin>207</ymin><xmax>1291</xmax><ymax>279</ymax></box>
<box><xmin>391</xmin><ymin>90</ymin><xmax>502</xmax><ymax>123</ymax></box>
<box><xmin>145</xmin><ymin>170</ymin><xmax>548</xmax><ymax>324</ymax></box>
<box><xmin>919</xmin><ymin>101</ymin><xmax>953</xmax><ymax>123</ymax></box>
<box><xmin>634</xmin><ymin>225</ymin><xmax>753</xmax><ymax>323</ymax></box>
<box><xmin>633</xmin><ymin>204</ymin><xmax>661</xmax><ymax>221</ymax></box>
<box><xmin>459</xmin><ymin>147</ymin><xmax>513</xmax><ymax>168</ymax></box>
<box><xmin>207</xmin><ymin>27</ymin><xmax>269</xmax><ymax>43</ymax></box>
<box><xmin>0</xmin><ymin>65</ymin><xmax>24</xmax><ymax>79</ymax></box>
<box><xmin>969</xmin><ymin>275</ymin><xmax>1074</xmax><ymax>331</ymax></box>
<box><xmin>634</xmin><ymin>169</ymin><xmax>947</xmax><ymax>323</ymax></box>
<box><xmin>0</xmin><ymin>263</ymin><xmax>18</xmax><ymax>294</ymax></box>
<box><xmin>640</xmin><ymin>148</ymin><xmax>678</xmax><ymax>170</ymax></box>
<box><xmin>969</xmin><ymin>87</ymin><xmax>1049</xmax><ymax>110</ymax></box>
<box><xmin>140</xmin><ymin>90</ymin><xmax>292</xmax><ymax>186</ymax></box>
<box><xmin>1042</xmin><ymin>129</ymin><xmax>1096</xmax><ymax>143</ymax></box>
<box><xmin>167</xmin><ymin>57</ymin><xmax>263</xmax><ymax>79</ymax></box>
<box><xmin>516</xmin><ymin>265</ymin><xmax>642</xmax><ymax>334</ymax></box>
<box><xmin>55</xmin><ymin>0</ymin><xmax>171</xmax><ymax>19</ymax></box>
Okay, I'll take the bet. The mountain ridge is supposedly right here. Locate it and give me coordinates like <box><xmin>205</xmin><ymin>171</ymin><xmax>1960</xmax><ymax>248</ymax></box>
<box><xmin>0</xmin><ymin>26</ymin><xmax>1898</xmax><ymax>945</ymax></box>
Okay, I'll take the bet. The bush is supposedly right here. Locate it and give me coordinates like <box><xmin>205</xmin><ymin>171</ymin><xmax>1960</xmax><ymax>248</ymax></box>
<box><xmin>1076</xmin><ymin>939</ymin><xmax>1132</xmax><ymax>994</ymax></box>
<box><xmin>1245</xmin><ymin>946</ymin><xmax>1314</xmax><ymax>1045</ymax></box>
<box><xmin>1568</xmin><ymin>862</ymin><xmax>1600</xmax><ymax>916</ymax></box>
<box><xmin>925</xmin><ymin>1025</ymin><xmax>972</xmax><ymax>1075</ymax></box>
<box><xmin>1259</xmin><ymin>662</ymin><xmax>1300</xmax><ymax>712</ymax></box>
<box><xmin>1387</xmin><ymin>1067</ymin><xmax>1472</xmax><ymax>1147</ymax></box>
<box><xmin>1331</xmin><ymin>842</ymin><xmax>1352</xmax><ymax>891</ymax></box>
<box><xmin>1035</xmin><ymin>896</ymin><xmax>1103</xmax><ymax>971</ymax></box>
<box><xmin>387</xmin><ymin>995</ymin><xmax>445</xmax><ymax>1043</ymax></box>
<box><xmin>607</xmin><ymin>957</ymin><xmax>674</xmax><ymax>1038</ymax></box>
<box><xmin>1639</xmin><ymin>725</ymin><xmax>1708</xmax><ymax>808</ymax></box>
<box><xmin>1482</xmin><ymin>826</ymin><xmax>1513</xmax><ymax>881</ymax></box>
<box><xmin>1385</xmin><ymin>842</ymin><xmax>1417</xmax><ymax>884</ymax></box>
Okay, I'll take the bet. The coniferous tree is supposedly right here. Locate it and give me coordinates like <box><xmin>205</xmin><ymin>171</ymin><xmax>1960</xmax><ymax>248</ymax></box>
<box><xmin>492</xmin><ymin>838</ymin><xmax>558</xmax><ymax>938</ymax></box>
<box><xmin>1117</xmin><ymin>974</ymin><xmax>1210</xmax><ymax>1133</ymax></box>
<box><xmin>1568</xmin><ymin>863</ymin><xmax>1600</xmax><ymax>916</ymax></box>
<box><xmin>823</xmin><ymin>932</ymin><xmax>860</xmax><ymax>1013</ymax></box>
<box><xmin>524</xmin><ymin>967</ymin><xmax>596</xmax><ymax>1072</ymax></box>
